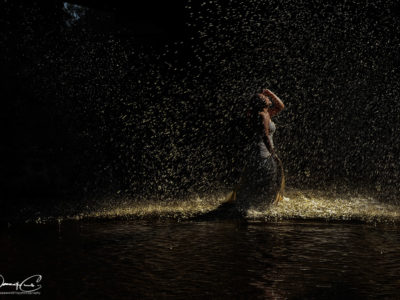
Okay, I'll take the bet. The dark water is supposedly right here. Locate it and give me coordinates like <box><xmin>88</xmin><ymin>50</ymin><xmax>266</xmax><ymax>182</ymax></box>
<box><xmin>1</xmin><ymin>220</ymin><xmax>400</xmax><ymax>299</ymax></box>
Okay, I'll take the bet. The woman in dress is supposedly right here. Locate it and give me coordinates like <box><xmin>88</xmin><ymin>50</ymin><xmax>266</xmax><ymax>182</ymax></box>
<box><xmin>232</xmin><ymin>88</ymin><xmax>285</xmax><ymax>213</ymax></box>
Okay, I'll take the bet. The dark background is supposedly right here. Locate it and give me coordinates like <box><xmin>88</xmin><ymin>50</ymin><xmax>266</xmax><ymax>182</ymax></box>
<box><xmin>1</xmin><ymin>0</ymin><xmax>399</xmax><ymax>218</ymax></box>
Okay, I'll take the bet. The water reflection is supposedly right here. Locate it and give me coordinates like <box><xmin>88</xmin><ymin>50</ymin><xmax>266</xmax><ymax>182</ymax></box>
<box><xmin>1</xmin><ymin>221</ymin><xmax>400</xmax><ymax>299</ymax></box>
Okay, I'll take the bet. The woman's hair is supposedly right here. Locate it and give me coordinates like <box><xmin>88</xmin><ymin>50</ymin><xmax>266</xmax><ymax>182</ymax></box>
<box><xmin>237</xmin><ymin>92</ymin><xmax>266</xmax><ymax>156</ymax></box>
<box><xmin>250</xmin><ymin>93</ymin><xmax>267</xmax><ymax>114</ymax></box>
<box><xmin>247</xmin><ymin>93</ymin><xmax>266</xmax><ymax>136</ymax></box>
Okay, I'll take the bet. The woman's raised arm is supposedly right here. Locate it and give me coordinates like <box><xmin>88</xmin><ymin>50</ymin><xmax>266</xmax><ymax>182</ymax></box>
<box><xmin>263</xmin><ymin>89</ymin><xmax>284</xmax><ymax>117</ymax></box>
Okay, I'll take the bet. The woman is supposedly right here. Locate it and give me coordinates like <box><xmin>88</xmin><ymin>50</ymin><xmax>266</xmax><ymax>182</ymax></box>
<box><xmin>232</xmin><ymin>88</ymin><xmax>285</xmax><ymax>213</ymax></box>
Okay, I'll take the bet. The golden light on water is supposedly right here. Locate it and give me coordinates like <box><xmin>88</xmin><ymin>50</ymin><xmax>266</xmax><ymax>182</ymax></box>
<box><xmin>39</xmin><ymin>188</ymin><xmax>400</xmax><ymax>224</ymax></box>
<box><xmin>249</xmin><ymin>188</ymin><xmax>400</xmax><ymax>223</ymax></box>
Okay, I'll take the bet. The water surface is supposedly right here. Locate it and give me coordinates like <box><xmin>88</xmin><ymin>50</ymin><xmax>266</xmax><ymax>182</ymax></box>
<box><xmin>1</xmin><ymin>220</ymin><xmax>400</xmax><ymax>299</ymax></box>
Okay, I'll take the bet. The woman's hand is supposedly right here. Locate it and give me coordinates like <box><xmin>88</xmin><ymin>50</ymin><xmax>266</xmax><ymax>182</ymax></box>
<box><xmin>262</xmin><ymin>89</ymin><xmax>275</xmax><ymax>98</ymax></box>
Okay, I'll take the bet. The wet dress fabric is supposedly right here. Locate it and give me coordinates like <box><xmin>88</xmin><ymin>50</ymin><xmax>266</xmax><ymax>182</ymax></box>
<box><xmin>236</xmin><ymin>120</ymin><xmax>279</xmax><ymax>212</ymax></box>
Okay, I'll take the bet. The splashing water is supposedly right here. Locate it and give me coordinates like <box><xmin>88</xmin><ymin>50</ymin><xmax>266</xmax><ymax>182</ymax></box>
<box><xmin>249</xmin><ymin>188</ymin><xmax>400</xmax><ymax>223</ymax></box>
<box><xmin>26</xmin><ymin>187</ymin><xmax>398</xmax><ymax>225</ymax></box>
